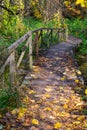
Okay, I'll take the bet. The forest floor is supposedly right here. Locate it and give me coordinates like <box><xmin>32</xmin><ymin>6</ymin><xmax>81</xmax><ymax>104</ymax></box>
<box><xmin>0</xmin><ymin>37</ymin><xmax>87</xmax><ymax>130</ymax></box>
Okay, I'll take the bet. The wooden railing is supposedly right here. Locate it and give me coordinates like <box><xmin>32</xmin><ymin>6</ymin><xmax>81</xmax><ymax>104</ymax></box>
<box><xmin>0</xmin><ymin>27</ymin><xmax>68</xmax><ymax>85</ymax></box>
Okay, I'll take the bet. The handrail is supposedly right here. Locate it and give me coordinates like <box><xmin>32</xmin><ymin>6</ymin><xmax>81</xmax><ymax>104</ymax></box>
<box><xmin>0</xmin><ymin>27</ymin><xmax>67</xmax><ymax>85</ymax></box>
<box><xmin>8</xmin><ymin>28</ymin><xmax>66</xmax><ymax>53</ymax></box>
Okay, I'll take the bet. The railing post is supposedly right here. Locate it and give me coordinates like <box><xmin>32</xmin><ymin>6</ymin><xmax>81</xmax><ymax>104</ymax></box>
<box><xmin>29</xmin><ymin>33</ymin><xmax>33</xmax><ymax>70</ymax></box>
<box><xmin>10</xmin><ymin>50</ymin><xmax>16</xmax><ymax>85</ymax></box>
<box><xmin>65</xmin><ymin>27</ymin><xmax>68</xmax><ymax>41</ymax></box>
<box><xmin>36</xmin><ymin>32</ymin><xmax>39</xmax><ymax>59</ymax></box>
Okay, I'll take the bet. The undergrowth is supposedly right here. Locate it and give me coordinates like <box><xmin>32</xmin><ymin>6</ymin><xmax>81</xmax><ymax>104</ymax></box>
<box><xmin>65</xmin><ymin>18</ymin><xmax>87</xmax><ymax>55</ymax></box>
<box><xmin>0</xmin><ymin>83</ymin><xmax>21</xmax><ymax>114</ymax></box>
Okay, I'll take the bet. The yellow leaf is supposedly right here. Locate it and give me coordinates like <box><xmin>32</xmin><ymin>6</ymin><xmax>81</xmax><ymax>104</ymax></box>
<box><xmin>77</xmin><ymin>116</ymin><xmax>85</xmax><ymax>121</ymax></box>
<box><xmin>19</xmin><ymin>108</ymin><xmax>27</xmax><ymax>113</ymax></box>
<box><xmin>31</xmin><ymin>119</ymin><xmax>39</xmax><ymax>125</ymax></box>
<box><xmin>11</xmin><ymin>109</ymin><xmax>18</xmax><ymax>115</ymax></box>
<box><xmin>17</xmin><ymin>108</ymin><xmax>27</xmax><ymax>119</ymax></box>
<box><xmin>45</xmin><ymin>87</ymin><xmax>52</xmax><ymax>92</ymax></box>
<box><xmin>67</xmin><ymin>128</ymin><xmax>71</xmax><ymax>130</ymax></box>
<box><xmin>23</xmin><ymin>96</ymin><xmax>29</xmax><ymax>104</ymax></box>
<box><xmin>29</xmin><ymin>90</ymin><xmax>36</xmax><ymax>94</ymax></box>
<box><xmin>44</xmin><ymin>107</ymin><xmax>52</xmax><ymax>111</ymax></box>
<box><xmin>73</xmin><ymin>121</ymin><xmax>80</xmax><ymax>125</ymax></box>
<box><xmin>44</xmin><ymin>94</ymin><xmax>50</xmax><ymax>98</ymax></box>
<box><xmin>63</xmin><ymin>104</ymin><xmax>68</xmax><ymax>109</ymax></box>
<box><xmin>18</xmin><ymin>112</ymin><xmax>25</xmax><ymax>119</ymax></box>
<box><xmin>85</xmin><ymin>89</ymin><xmax>87</xmax><ymax>95</ymax></box>
<box><xmin>75</xmin><ymin>79</ymin><xmax>79</xmax><ymax>83</ymax></box>
<box><xmin>76</xmin><ymin>70</ymin><xmax>81</xmax><ymax>75</ymax></box>
<box><xmin>54</xmin><ymin>122</ymin><xmax>62</xmax><ymax>129</ymax></box>
<box><xmin>61</xmin><ymin>76</ymin><xmax>66</xmax><ymax>81</ymax></box>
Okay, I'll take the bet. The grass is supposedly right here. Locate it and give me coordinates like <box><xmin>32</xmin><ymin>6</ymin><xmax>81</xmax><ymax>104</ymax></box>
<box><xmin>0</xmin><ymin>83</ymin><xmax>21</xmax><ymax>114</ymax></box>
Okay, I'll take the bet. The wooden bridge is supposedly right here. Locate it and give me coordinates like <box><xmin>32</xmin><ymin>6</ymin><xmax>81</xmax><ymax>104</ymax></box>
<box><xmin>0</xmin><ymin>28</ymin><xmax>87</xmax><ymax>130</ymax></box>
<box><xmin>0</xmin><ymin>27</ymin><xmax>67</xmax><ymax>85</ymax></box>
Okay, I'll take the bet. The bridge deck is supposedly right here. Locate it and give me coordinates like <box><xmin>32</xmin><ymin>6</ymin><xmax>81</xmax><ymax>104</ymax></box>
<box><xmin>18</xmin><ymin>39</ymin><xmax>86</xmax><ymax>129</ymax></box>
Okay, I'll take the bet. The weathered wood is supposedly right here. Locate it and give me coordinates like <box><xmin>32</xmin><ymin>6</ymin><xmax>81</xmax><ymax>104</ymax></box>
<box><xmin>65</xmin><ymin>28</ymin><xmax>68</xmax><ymax>41</ymax></box>
<box><xmin>28</xmin><ymin>33</ymin><xmax>33</xmax><ymax>69</ymax></box>
<box><xmin>8</xmin><ymin>28</ymin><xmax>62</xmax><ymax>54</ymax></box>
<box><xmin>9</xmin><ymin>51</ymin><xmax>16</xmax><ymax>84</ymax></box>
<box><xmin>17</xmin><ymin>50</ymin><xmax>26</xmax><ymax>69</ymax></box>
<box><xmin>35</xmin><ymin>32</ymin><xmax>39</xmax><ymax>58</ymax></box>
<box><xmin>17</xmin><ymin>36</ymin><xmax>33</xmax><ymax>69</ymax></box>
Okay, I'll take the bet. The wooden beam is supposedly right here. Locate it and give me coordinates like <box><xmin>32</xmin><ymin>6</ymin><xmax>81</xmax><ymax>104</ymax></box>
<box><xmin>28</xmin><ymin>34</ymin><xmax>33</xmax><ymax>70</ymax></box>
<box><xmin>9</xmin><ymin>51</ymin><xmax>16</xmax><ymax>84</ymax></box>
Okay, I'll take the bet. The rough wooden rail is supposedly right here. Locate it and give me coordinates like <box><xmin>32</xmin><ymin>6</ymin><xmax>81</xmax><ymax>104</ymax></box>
<box><xmin>0</xmin><ymin>27</ymin><xmax>67</xmax><ymax>85</ymax></box>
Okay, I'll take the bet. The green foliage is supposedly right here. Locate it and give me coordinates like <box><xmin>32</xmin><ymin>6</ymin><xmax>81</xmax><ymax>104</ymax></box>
<box><xmin>0</xmin><ymin>83</ymin><xmax>21</xmax><ymax>113</ymax></box>
<box><xmin>65</xmin><ymin>18</ymin><xmax>87</xmax><ymax>55</ymax></box>
<box><xmin>0</xmin><ymin>15</ymin><xmax>30</xmax><ymax>48</ymax></box>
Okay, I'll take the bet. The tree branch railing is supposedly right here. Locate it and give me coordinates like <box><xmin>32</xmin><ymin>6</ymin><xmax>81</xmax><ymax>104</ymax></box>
<box><xmin>0</xmin><ymin>27</ymin><xmax>67</xmax><ymax>85</ymax></box>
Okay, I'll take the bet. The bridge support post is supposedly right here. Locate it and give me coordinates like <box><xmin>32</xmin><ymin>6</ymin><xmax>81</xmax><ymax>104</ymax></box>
<box><xmin>10</xmin><ymin>51</ymin><xmax>16</xmax><ymax>85</ymax></box>
<box><xmin>29</xmin><ymin>34</ymin><xmax>33</xmax><ymax>70</ymax></box>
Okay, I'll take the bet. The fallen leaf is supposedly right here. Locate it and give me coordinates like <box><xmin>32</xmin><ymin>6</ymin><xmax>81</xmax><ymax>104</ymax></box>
<box><xmin>61</xmin><ymin>76</ymin><xmax>66</xmax><ymax>81</ymax></box>
<box><xmin>44</xmin><ymin>94</ymin><xmax>50</xmax><ymax>98</ymax></box>
<box><xmin>63</xmin><ymin>104</ymin><xmax>68</xmax><ymax>109</ymax></box>
<box><xmin>67</xmin><ymin>128</ymin><xmax>71</xmax><ymax>130</ymax></box>
<box><xmin>77</xmin><ymin>115</ymin><xmax>85</xmax><ymax>121</ymax></box>
<box><xmin>45</xmin><ymin>87</ymin><xmax>52</xmax><ymax>92</ymax></box>
<box><xmin>54</xmin><ymin>122</ymin><xmax>62</xmax><ymax>129</ymax></box>
<box><xmin>31</xmin><ymin>119</ymin><xmax>39</xmax><ymax>125</ymax></box>
<box><xmin>44</xmin><ymin>107</ymin><xmax>52</xmax><ymax>111</ymax></box>
<box><xmin>75</xmin><ymin>79</ymin><xmax>79</xmax><ymax>83</ymax></box>
<box><xmin>23</xmin><ymin>96</ymin><xmax>30</xmax><ymax>104</ymax></box>
<box><xmin>11</xmin><ymin>109</ymin><xmax>18</xmax><ymax>115</ymax></box>
<box><xmin>17</xmin><ymin>108</ymin><xmax>27</xmax><ymax>119</ymax></box>
<box><xmin>85</xmin><ymin>89</ymin><xmax>87</xmax><ymax>95</ymax></box>
<box><xmin>73</xmin><ymin>121</ymin><xmax>80</xmax><ymax>125</ymax></box>
<box><xmin>29</xmin><ymin>90</ymin><xmax>36</xmax><ymax>94</ymax></box>
<box><xmin>76</xmin><ymin>70</ymin><xmax>81</xmax><ymax>75</ymax></box>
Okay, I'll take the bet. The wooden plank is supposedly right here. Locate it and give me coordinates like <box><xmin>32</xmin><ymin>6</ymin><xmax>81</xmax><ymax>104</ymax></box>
<box><xmin>65</xmin><ymin>28</ymin><xmax>68</xmax><ymax>41</ymax></box>
<box><xmin>9</xmin><ymin>51</ymin><xmax>16</xmax><ymax>84</ymax></box>
<box><xmin>16</xmin><ymin>36</ymin><xmax>33</xmax><ymax>69</ymax></box>
<box><xmin>28</xmin><ymin>33</ymin><xmax>33</xmax><ymax>69</ymax></box>
<box><xmin>35</xmin><ymin>32</ymin><xmax>39</xmax><ymax>58</ymax></box>
<box><xmin>17</xmin><ymin>50</ymin><xmax>26</xmax><ymax>69</ymax></box>
<box><xmin>8</xmin><ymin>31</ymin><xmax>32</xmax><ymax>53</ymax></box>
